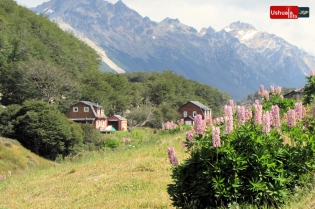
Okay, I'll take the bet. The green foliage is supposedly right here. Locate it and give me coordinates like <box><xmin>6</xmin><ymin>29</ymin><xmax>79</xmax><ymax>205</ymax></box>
<box><xmin>303</xmin><ymin>75</ymin><xmax>315</xmax><ymax>105</ymax></box>
<box><xmin>123</xmin><ymin>71</ymin><xmax>229</xmax><ymax>128</ymax></box>
<box><xmin>103</xmin><ymin>139</ymin><xmax>120</xmax><ymax>150</ymax></box>
<box><xmin>168</xmin><ymin>98</ymin><xmax>315</xmax><ymax>208</ymax></box>
<box><xmin>0</xmin><ymin>100</ymin><xmax>84</xmax><ymax>160</ymax></box>
<box><xmin>262</xmin><ymin>94</ymin><xmax>295</xmax><ymax>116</ymax></box>
<box><xmin>240</xmin><ymin>87</ymin><xmax>296</xmax><ymax>107</ymax></box>
<box><xmin>80</xmin><ymin>124</ymin><xmax>104</xmax><ymax>150</ymax></box>
<box><xmin>0</xmin><ymin>0</ymin><xmax>100</xmax><ymax>111</ymax></box>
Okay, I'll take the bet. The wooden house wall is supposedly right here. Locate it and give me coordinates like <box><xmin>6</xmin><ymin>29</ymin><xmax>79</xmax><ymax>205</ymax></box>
<box><xmin>93</xmin><ymin>119</ymin><xmax>107</xmax><ymax>130</ymax></box>
<box><xmin>67</xmin><ymin>103</ymin><xmax>95</xmax><ymax>119</ymax></box>
<box><xmin>179</xmin><ymin>103</ymin><xmax>204</xmax><ymax>119</ymax></box>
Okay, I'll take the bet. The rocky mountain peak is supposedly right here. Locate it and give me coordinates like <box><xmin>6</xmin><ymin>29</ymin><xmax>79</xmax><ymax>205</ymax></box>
<box><xmin>159</xmin><ymin>17</ymin><xmax>180</xmax><ymax>25</ymax></box>
<box><xmin>226</xmin><ymin>21</ymin><xmax>256</xmax><ymax>31</ymax></box>
<box><xmin>33</xmin><ymin>0</ymin><xmax>315</xmax><ymax>100</ymax></box>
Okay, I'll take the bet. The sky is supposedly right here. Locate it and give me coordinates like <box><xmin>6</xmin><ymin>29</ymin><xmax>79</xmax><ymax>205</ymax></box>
<box><xmin>15</xmin><ymin>0</ymin><xmax>315</xmax><ymax>55</ymax></box>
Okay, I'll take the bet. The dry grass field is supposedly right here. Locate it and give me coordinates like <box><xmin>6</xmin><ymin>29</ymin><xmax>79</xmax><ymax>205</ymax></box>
<box><xmin>1</xmin><ymin>128</ymin><xmax>315</xmax><ymax>209</ymax></box>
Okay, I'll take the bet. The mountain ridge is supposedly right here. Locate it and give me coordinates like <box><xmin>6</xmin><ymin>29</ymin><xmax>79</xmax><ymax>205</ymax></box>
<box><xmin>33</xmin><ymin>0</ymin><xmax>314</xmax><ymax>100</ymax></box>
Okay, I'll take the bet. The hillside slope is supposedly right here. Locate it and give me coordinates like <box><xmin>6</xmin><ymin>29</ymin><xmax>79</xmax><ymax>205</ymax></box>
<box><xmin>0</xmin><ymin>137</ymin><xmax>54</xmax><ymax>175</ymax></box>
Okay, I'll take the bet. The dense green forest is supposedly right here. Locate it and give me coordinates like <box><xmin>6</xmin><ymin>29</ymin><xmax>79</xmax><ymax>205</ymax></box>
<box><xmin>0</xmin><ymin>0</ymin><xmax>230</xmax><ymax>126</ymax></box>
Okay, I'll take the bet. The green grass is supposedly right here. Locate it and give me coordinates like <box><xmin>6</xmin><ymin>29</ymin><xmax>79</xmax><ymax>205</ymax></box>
<box><xmin>0</xmin><ymin>137</ymin><xmax>54</xmax><ymax>175</ymax></box>
<box><xmin>0</xmin><ymin>128</ymin><xmax>187</xmax><ymax>208</ymax></box>
<box><xmin>1</xmin><ymin>129</ymin><xmax>315</xmax><ymax>208</ymax></box>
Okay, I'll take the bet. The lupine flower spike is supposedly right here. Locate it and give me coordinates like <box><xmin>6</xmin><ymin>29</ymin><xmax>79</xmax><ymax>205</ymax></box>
<box><xmin>167</xmin><ymin>147</ymin><xmax>178</xmax><ymax>166</ymax></box>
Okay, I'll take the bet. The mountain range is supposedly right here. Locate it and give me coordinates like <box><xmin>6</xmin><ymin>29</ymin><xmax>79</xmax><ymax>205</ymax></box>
<box><xmin>33</xmin><ymin>0</ymin><xmax>315</xmax><ymax>100</ymax></box>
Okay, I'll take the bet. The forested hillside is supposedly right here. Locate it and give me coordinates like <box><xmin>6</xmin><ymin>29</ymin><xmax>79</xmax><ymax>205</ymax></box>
<box><xmin>0</xmin><ymin>0</ymin><xmax>230</xmax><ymax>126</ymax></box>
<box><xmin>0</xmin><ymin>0</ymin><xmax>100</xmax><ymax>113</ymax></box>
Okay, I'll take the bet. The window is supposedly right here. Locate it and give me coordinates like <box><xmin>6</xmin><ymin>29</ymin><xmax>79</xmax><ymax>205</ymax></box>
<box><xmin>185</xmin><ymin>121</ymin><xmax>192</xmax><ymax>125</ymax></box>
<box><xmin>84</xmin><ymin>107</ymin><xmax>89</xmax><ymax>112</ymax></box>
<box><xmin>183</xmin><ymin>111</ymin><xmax>187</xmax><ymax>117</ymax></box>
<box><xmin>73</xmin><ymin>107</ymin><xmax>78</xmax><ymax>112</ymax></box>
<box><xmin>193</xmin><ymin>111</ymin><xmax>197</xmax><ymax>117</ymax></box>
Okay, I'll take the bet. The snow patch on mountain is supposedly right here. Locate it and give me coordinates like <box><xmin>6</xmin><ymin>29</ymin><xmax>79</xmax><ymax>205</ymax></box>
<box><xmin>238</xmin><ymin>30</ymin><xmax>258</xmax><ymax>41</ymax></box>
<box><xmin>44</xmin><ymin>8</ymin><xmax>54</xmax><ymax>14</ymax></box>
<box><xmin>224</xmin><ymin>27</ymin><xmax>233</xmax><ymax>32</ymax></box>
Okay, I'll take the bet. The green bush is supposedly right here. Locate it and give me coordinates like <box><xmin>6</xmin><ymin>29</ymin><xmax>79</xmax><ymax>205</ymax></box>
<box><xmin>168</xmin><ymin>95</ymin><xmax>315</xmax><ymax>208</ymax></box>
<box><xmin>0</xmin><ymin>100</ymin><xmax>84</xmax><ymax>160</ymax></box>
<box><xmin>80</xmin><ymin>124</ymin><xmax>104</xmax><ymax>150</ymax></box>
<box><xmin>103</xmin><ymin>139</ymin><xmax>120</xmax><ymax>150</ymax></box>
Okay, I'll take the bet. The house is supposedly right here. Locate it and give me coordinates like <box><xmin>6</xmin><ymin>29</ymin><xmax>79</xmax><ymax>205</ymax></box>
<box><xmin>108</xmin><ymin>115</ymin><xmax>128</xmax><ymax>131</ymax></box>
<box><xmin>283</xmin><ymin>87</ymin><xmax>304</xmax><ymax>100</ymax></box>
<box><xmin>67</xmin><ymin>101</ymin><xmax>107</xmax><ymax>130</ymax></box>
<box><xmin>178</xmin><ymin>101</ymin><xmax>211</xmax><ymax>125</ymax></box>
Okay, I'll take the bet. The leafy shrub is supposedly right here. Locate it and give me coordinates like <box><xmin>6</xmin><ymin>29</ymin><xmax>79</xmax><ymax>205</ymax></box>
<box><xmin>0</xmin><ymin>100</ymin><xmax>84</xmax><ymax>160</ymax></box>
<box><xmin>303</xmin><ymin>72</ymin><xmax>315</xmax><ymax>105</ymax></box>
<box><xmin>262</xmin><ymin>94</ymin><xmax>295</xmax><ymax>116</ymax></box>
<box><xmin>80</xmin><ymin>124</ymin><xmax>103</xmax><ymax>150</ymax></box>
<box><xmin>103</xmin><ymin>139</ymin><xmax>120</xmax><ymax>150</ymax></box>
<box><xmin>168</xmin><ymin>89</ymin><xmax>315</xmax><ymax>208</ymax></box>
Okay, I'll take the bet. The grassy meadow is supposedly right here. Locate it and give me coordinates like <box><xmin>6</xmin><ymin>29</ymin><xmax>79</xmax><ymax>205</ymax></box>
<box><xmin>1</xmin><ymin>128</ymin><xmax>315</xmax><ymax>209</ymax></box>
<box><xmin>0</xmin><ymin>128</ymin><xmax>188</xmax><ymax>209</ymax></box>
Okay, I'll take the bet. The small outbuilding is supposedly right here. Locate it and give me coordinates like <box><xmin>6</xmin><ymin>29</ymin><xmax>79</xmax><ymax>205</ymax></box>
<box><xmin>283</xmin><ymin>87</ymin><xmax>304</xmax><ymax>100</ymax></box>
<box><xmin>107</xmin><ymin>115</ymin><xmax>128</xmax><ymax>131</ymax></box>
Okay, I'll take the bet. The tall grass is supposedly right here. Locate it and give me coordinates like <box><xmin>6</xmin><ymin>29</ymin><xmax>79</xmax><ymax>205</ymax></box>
<box><xmin>0</xmin><ymin>128</ymin><xmax>187</xmax><ymax>208</ymax></box>
<box><xmin>1</xmin><ymin>129</ymin><xmax>315</xmax><ymax>208</ymax></box>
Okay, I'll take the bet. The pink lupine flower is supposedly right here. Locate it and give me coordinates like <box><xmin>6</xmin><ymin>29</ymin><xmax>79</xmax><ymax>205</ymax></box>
<box><xmin>224</xmin><ymin>105</ymin><xmax>233</xmax><ymax>134</ymax></box>
<box><xmin>8</xmin><ymin>171</ymin><xmax>11</xmax><ymax>177</ymax></box>
<box><xmin>186</xmin><ymin>130</ymin><xmax>194</xmax><ymax>143</ymax></box>
<box><xmin>262</xmin><ymin>111</ymin><xmax>271</xmax><ymax>133</ymax></box>
<box><xmin>162</xmin><ymin>121</ymin><xmax>169</xmax><ymax>130</ymax></box>
<box><xmin>259</xmin><ymin>85</ymin><xmax>264</xmax><ymax>94</ymax></box>
<box><xmin>288</xmin><ymin>109</ymin><xmax>296</xmax><ymax>127</ymax></box>
<box><xmin>212</xmin><ymin>126</ymin><xmax>221</xmax><ymax>147</ymax></box>
<box><xmin>194</xmin><ymin>114</ymin><xmax>206</xmax><ymax>135</ymax></box>
<box><xmin>224</xmin><ymin>105</ymin><xmax>228</xmax><ymax>115</ymax></box>
<box><xmin>310</xmin><ymin>69</ymin><xmax>315</xmax><ymax>76</ymax></box>
<box><xmin>271</xmin><ymin>105</ymin><xmax>281</xmax><ymax>127</ymax></box>
<box><xmin>264</xmin><ymin>90</ymin><xmax>269</xmax><ymax>100</ymax></box>
<box><xmin>205</xmin><ymin>115</ymin><xmax>213</xmax><ymax>126</ymax></box>
<box><xmin>280</xmin><ymin>95</ymin><xmax>284</xmax><ymax>99</ymax></box>
<box><xmin>254</xmin><ymin>101</ymin><xmax>262</xmax><ymax>125</ymax></box>
<box><xmin>181</xmin><ymin>141</ymin><xmax>186</xmax><ymax>148</ymax></box>
<box><xmin>237</xmin><ymin>106</ymin><xmax>246</xmax><ymax>125</ymax></box>
<box><xmin>230</xmin><ymin>100</ymin><xmax>234</xmax><ymax>110</ymax></box>
<box><xmin>270</xmin><ymin>86</ymin><xmax>275</xmax><ymax>94</ymax></box>
<box><xmin>294</xmin><ymin>103</ymin><xmax>303</xmax><ymax>121</ymax></box>
<box><xmin>276</xmin><ymin>86</ymin><xmax>282</xmax><ymax>94</ymax></box>
<box><xmin>167</xmin><ymin>147</ymin><xmax>179</xmax><ymax>166</ymax></box>
<box><xmin>122</xmin><ymin>138</ymin><xmax>131</xmax><ymax>143</ymax></box>
<box><xmin>224</xmin><ymin>116</ymin><xmax>233</xmax><ymax>134</ymax></box>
